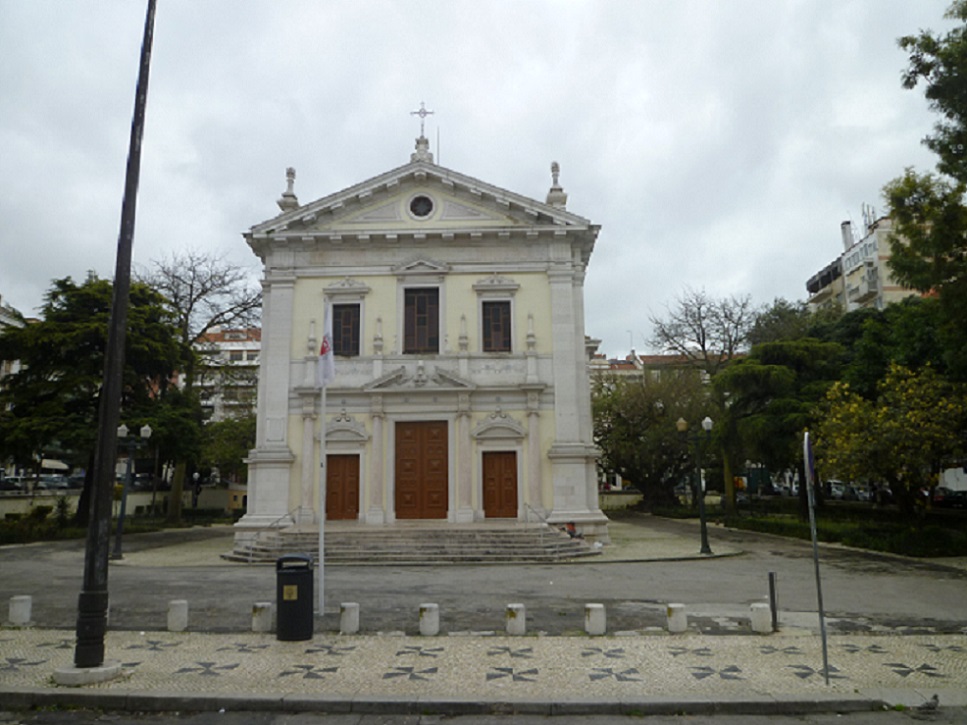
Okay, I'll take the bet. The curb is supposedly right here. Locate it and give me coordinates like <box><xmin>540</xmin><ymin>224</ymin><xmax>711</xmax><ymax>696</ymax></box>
<box><xmin>0</xmin><ymin>686</ymin><xmax>886</xmax><ymax>717</ymax></box>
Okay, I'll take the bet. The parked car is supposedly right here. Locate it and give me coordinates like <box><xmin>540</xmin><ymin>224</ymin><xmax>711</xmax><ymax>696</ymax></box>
<box><xmin>132</xmin><ymin>473</ymin><xmax>167</xmax><ymax>490</ymax></box>
<box><xmin>934</xmin><ymin>487</ymin><xmax>967</xmax><ymax>509</ymax></box>
<box><xmin>0</xmin><ymin>476</ymin><xmax>23</xmax><ymax>492</ymax></box>
<box><xmin>826</xmin><ymin>480</ymin><xmax>847</xmax><ymax>499</ymax></box>
<box><xmin>871</xmin><ymin>484</ymin><xmax>894</xmax><ymax>505</ymax></box>
<box><xmin>36</xmin><ymin>474</ymin><xmax>70</xmax><ymax>491</ymax></box>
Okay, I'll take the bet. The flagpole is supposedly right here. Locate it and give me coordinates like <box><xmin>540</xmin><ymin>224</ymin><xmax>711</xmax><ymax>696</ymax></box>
<box><xmin>317</xmin><ymin>382</ymin><xmax>326</xmax><ymax>615</ymax></box>
<box><xmin>316</xmin><ymin>300</ymin><xmax>334</xmax><ymax>616</ymax></box>
<box><xmin>804</xmin><ymin>431</ymin><xmax>830</xmax><ymax>685</ymax></box>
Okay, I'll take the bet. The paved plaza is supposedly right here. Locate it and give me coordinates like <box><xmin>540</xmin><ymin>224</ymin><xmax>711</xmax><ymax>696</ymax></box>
<box><xmin>3</xmin><ymin>627</ymin><xmax>967</xmax><ymax>716</ymax></box>
<box><xmin>2</xmin><ymin>514</ymin><xmax>966</xmax><ymax>716</ymax></box>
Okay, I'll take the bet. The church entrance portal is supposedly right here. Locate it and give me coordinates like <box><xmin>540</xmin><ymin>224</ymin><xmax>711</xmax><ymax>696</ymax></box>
<box><xmin>395</xmin><ymin>421</ymin><xmax>448</xmax><ymax>519</ymax></box>
<box><xmin>482</xmin><ymin>451</ymin><xmax>518</xmax><ymax>518</ymax></box>
<box><xmin>326</xmin><ymin>454</ymin><xmax>360</xmax><ymax>520</ymax></box>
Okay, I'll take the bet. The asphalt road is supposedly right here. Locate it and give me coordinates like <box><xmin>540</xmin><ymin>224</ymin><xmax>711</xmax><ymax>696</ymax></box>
<box><xmin>3</xmin><ymin>709</ymin><xmax>967</xmax><ymax>724</ymax></box>
<box><xmin>1</xmin><ymin>515</ymin><xmax>965</xmax><ymax>636</ymax></box>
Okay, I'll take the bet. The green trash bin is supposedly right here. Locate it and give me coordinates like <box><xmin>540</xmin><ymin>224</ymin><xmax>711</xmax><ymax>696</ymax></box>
<box><xmin>276</xmin><ymin>554</ymin><xmax>314</xmax><ymax>641</ymax></box>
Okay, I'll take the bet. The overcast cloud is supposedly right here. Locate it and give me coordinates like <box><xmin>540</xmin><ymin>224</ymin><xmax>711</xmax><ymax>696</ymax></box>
<box><xmin>0</xmin><ymin>1</ymin><xmax>952</xmax><ymax>357</ymax></box>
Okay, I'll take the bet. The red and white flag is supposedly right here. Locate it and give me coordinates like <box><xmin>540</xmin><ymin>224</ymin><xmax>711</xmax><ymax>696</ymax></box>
<box><xmin>317</xmin><ymin>302</ymin><xmax>335</xmax><ymax>387</ymax></box>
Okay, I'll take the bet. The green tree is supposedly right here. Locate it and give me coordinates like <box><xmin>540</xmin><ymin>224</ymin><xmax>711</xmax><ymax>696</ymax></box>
<box><xmin>798</xmin><ymin>298</ymin><xmax>947</xmax><ymax>399</ymax></box>
<box><xmin>747</xmin><ymin>298</ymin><xmax>813</xmax><ymax>346</ymax></box>
<box><xmin>0</xmin><ymin>275</ymin><xmax>188</xmax><ymax>523</ymax></box>
<box><xmin>884</xmin><ymin>171</ymin><xmax>967</xmax><ymax>379</ymax></box>
<box><xmin>814</xmin><ymin>364</ymin><xmax>966</xmax><ymax>514</ymax></box>
<box><xmin>592</xmin><ymin>370</ymin><xmax>708</xmax><ymax>510</ymax></box>
<box><xmin>885</xmin><ymin>3</ymin><xmax>967</xmax><ymax>379</ymax></box>
<box><xmin>841</xmin><ymin>297</ymin><xmax>947</xmax><ymax>399</ymax></box>
<box><xmin>201</xmin><ymin>412</ymin><xmax>256</xmax><ymax>484</ymax></box>
<box><xmin>897</xmin><ymin>1</ymin><xmax>967</xmax><ymax>182</ymax></box>
<box><xmin>715</xmin><ymin>338</ymin><xmax>844</xmax><ymax>517</ymax></box>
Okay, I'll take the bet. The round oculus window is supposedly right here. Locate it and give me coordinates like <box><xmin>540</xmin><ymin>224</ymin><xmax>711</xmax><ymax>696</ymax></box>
<box><xmin>409</xmin><ymin>195</ymin><xmax>434</xmax><ymax>218</ymax></box>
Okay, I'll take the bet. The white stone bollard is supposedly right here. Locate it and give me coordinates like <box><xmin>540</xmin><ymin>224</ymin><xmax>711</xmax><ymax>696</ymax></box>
<box><xmin>667</xmin><ymin>603</ymin><xmax>687</xmax><ymax>633</ymax></box>
<box><xmin>750</xmin><ymin>602</ymin><xmax>772</xmax><ymax>633</ymax></box>
<box><xmin>340</xmin><ymin>602</ymin><xmax>360</xmax><ymax>635</ymax></box>
<box><xmin>252</xmin><ymin>602</ymin><xmax>273</xmax><ymax>633</ymax></box>
<box><xmin>585</xmin><ymin>603</ymin><xmax>606</xmax><ymax>636</ymax></box>
<box><xmin>8</xmin><ymin>595</ymin><xmax>32</xmax><ymax>626</ymax></box>
<box><xmin>506</xmin><ymin>603</ymin><xmax>526</xmax><ymax>636</ymax></box>
<box><xmin>419</xmin><ymin>603</ymin><xmax>439</xmax><ymax>636</ymax></box>
<box><xmin>168</xmin><ymin>599</ymin><xmax>189</xmax><ymax>632</ymax></box>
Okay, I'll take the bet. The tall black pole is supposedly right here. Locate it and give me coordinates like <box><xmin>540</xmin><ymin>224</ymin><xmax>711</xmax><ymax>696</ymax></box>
<box><xmin>73</xmin><ymin>0</ymin><xmax>156</xmax><ymax>669</ymax></box>
<box><xmin>697</xmin><ymin>428</ymin><xmax>712</xmax><ymax>555</ymax></box>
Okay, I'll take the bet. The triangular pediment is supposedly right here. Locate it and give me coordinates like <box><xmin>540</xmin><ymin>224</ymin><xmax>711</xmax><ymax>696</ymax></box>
<box><xmin>392</xmin><ymin>258</ymin><xmax>450</xmax><ymax>275</ymax></box>
<box><xmin>249</xmin><ymin>160</ymin><xmax>594</xmax><ymax>238</ymax></box>
<box><xmin>363</xmin><ymin>364</ymin><xmax>476</xmax><ymax>392</ymax></box>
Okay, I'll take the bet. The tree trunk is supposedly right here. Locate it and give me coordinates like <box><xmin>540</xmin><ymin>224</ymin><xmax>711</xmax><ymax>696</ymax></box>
<box><xmin>167</xmin><ymin>460</ymin><xmax>186</xmax><ymax>523</ymax></box>
<box><xmin>722</xmin><ymin>450</ymin><xmax>736</xmax><ymax>516</ymax></box>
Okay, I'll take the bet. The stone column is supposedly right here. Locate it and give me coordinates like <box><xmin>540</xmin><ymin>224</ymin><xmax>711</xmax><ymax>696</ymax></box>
<box><xmin>544</xmin><ymin>250</ymin><xmax>609</xmax><ymax>543</ymax></box>
<box><xmin>547</xmin><ymin>262</ymin><xmax>580</xmax><ymax>442</ymax></box>
<box><xmin>572</xmin><ymin>263</ymin><xmax>603</xmax><ymax>514</ymax></box>
<box><xmin>298</xmin><ymin>398</ymin><xmax>316</xmax><ymax>524</ymax></box>
<box><xmin>525</xmin><ymin>390</ymin><xmax>543</xmax><ymax>512</ymax></box>
<box><xmin>239</xmin><ymin>273</ymin><xmax>296</xmax><ymax>532</ymax></box>
<box><xmin>455</xmin><ymin>393</ymin><xmax>474</xmax><ymax>522</ymax></box>
<box><xmin>366</xmin><ymin>398</ymin><xmax>385</xmax><ymax>524</ymax></box>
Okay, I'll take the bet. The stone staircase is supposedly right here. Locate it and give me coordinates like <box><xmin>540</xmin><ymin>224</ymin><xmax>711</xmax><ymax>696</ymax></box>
<box><xmin>222</xmin><ymin>522</ymin><xmax>600</xmax><ymax>564</ymax></box>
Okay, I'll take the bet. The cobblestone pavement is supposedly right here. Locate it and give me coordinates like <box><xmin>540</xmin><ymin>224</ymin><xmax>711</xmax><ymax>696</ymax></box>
<box><xmin>3</xmin><ymin>515</ymin><xmax>967</xmax><ymax>716</ymax></box>
<box><xmin>2</xmin><ymin>628</ymin><xmax>966</xmax><ymax>715</ymax></box>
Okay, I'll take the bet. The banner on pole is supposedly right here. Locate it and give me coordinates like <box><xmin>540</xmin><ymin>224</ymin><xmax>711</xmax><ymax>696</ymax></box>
<box><xmin>317</xmin><ymin>302</ymin><xmax>335</xmax><ymax>387</ymax></box>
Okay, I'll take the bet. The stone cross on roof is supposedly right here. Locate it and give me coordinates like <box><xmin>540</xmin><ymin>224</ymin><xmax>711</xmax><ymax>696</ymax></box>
<box><xmin>410</xmin><ymin>101</ymin><xmax>434</xmax><ymax>137</ymax></box>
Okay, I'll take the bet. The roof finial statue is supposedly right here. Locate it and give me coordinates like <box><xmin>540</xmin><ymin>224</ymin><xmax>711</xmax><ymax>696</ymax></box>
<box><xmin>277</xmin><ymin>166</ymin><xmax>299</xmax><ymax>212</ymax></box>
<box><xmin>546</xmin><ymin>161</ymin><xmax>568</xmax><ymax>209</ymax></box>
<box><xmin>410</xmin><ymin>102</ymin><xmax>435</xmax><ymax>163</ymax></box>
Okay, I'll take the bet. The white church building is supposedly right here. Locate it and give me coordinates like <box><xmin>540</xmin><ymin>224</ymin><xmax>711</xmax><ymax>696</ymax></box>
<box><xmin>234</xmin><ymin>132</ymin><xmax>609</xmax><ymax>547</ymax></box>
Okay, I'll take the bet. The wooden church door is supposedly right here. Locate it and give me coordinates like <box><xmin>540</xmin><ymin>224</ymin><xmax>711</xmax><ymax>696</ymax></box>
<box><xmin>482</xmin><ymin>451</ymin><xmax>518</xmax><ymax>518</ymax></box>
<box><xmin>395</xmin><ymin>421</ymin><xmax>448</xmax><ymax>519</ymax></box>
<box><xmin>326</xmin><ymin>454</ymin><xmax>360</xmax><ymax>520</ymax></box>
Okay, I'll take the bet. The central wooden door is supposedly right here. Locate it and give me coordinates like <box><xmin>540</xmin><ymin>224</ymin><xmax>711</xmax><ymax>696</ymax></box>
<box><xmin>483</xmin><ymin>451</ymin><xmax>518</xmax><ymax>518</ymax></box>
<box><xmin>326</xmin><ymin>454</ymin><xmax>359</xmax><ymax>520</ymax></box>
<box><xmin>395</xmin><ymin>421</ymin><xmax>448</xmax><ymax>519</ymax></box>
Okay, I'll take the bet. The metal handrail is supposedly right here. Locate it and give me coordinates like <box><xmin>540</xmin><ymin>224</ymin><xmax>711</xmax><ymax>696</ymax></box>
<box><xmin>523</xmin><ymin>503</ymin><xmax>548</xmax><ymax>549</ymax></box>
<box><xmin>245</xmin><ymin>505</ymin><xmax>305</xmax><ymax>563</ymax></box>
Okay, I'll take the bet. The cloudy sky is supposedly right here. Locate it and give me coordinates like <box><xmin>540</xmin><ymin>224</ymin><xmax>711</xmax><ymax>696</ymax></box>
<box><xmin>0</xmin><ymin>1</ymin><xmax>953</xmax><ymax>357</ymax></box>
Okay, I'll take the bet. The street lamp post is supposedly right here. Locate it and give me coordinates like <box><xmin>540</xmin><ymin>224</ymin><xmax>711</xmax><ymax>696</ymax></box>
<box><xmin>697</xmin><ymin>416</ymin><xmax>713</xmax><ymax>555</ymax></box>
<box><xmin>676</xmin><ymin>416</ymin><xmax>714</xmax><ymax>556</ymax></box>
<box><xmin>66</xmin><ymin>0</ymin><xmax>157</xmax><ymax>675</ymax></box>
<box><xmin>111</xmin><ymin>423</ymin><xmax>152</xmax><ymax>560</ymax></box>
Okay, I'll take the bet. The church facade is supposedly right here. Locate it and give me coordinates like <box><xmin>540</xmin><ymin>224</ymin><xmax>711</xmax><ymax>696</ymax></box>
<box><xmin>235</xmin><ymin>135</ymin><xmax>609</xmax><ymax>546</ymax></box>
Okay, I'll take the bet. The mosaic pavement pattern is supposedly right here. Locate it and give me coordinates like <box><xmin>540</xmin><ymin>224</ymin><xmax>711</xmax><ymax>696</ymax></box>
<box><xmin>1</xmin><ymin>630</ymin><xmax>965</xmax><ymax>700</ymax></box>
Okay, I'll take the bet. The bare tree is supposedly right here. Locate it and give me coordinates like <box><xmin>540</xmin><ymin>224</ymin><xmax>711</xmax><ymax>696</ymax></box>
<box><xmin>649</xmin><ymin>288</ymin><xmax>758</xmax><ymax>515</ymax></box>
<box><xmin>142</xmin><ymin>251</ymin><xmax>262</xmax><ymax>389</ymax></box>
<box><xmin>139</xmin><ymin>250</ymin><xmax>262</xmax><ymax>521</ymax></box>
<box><xmin>649</xmin><ymin>288</ymin><xmax>757</xmax><ymax>376</ymax></box>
